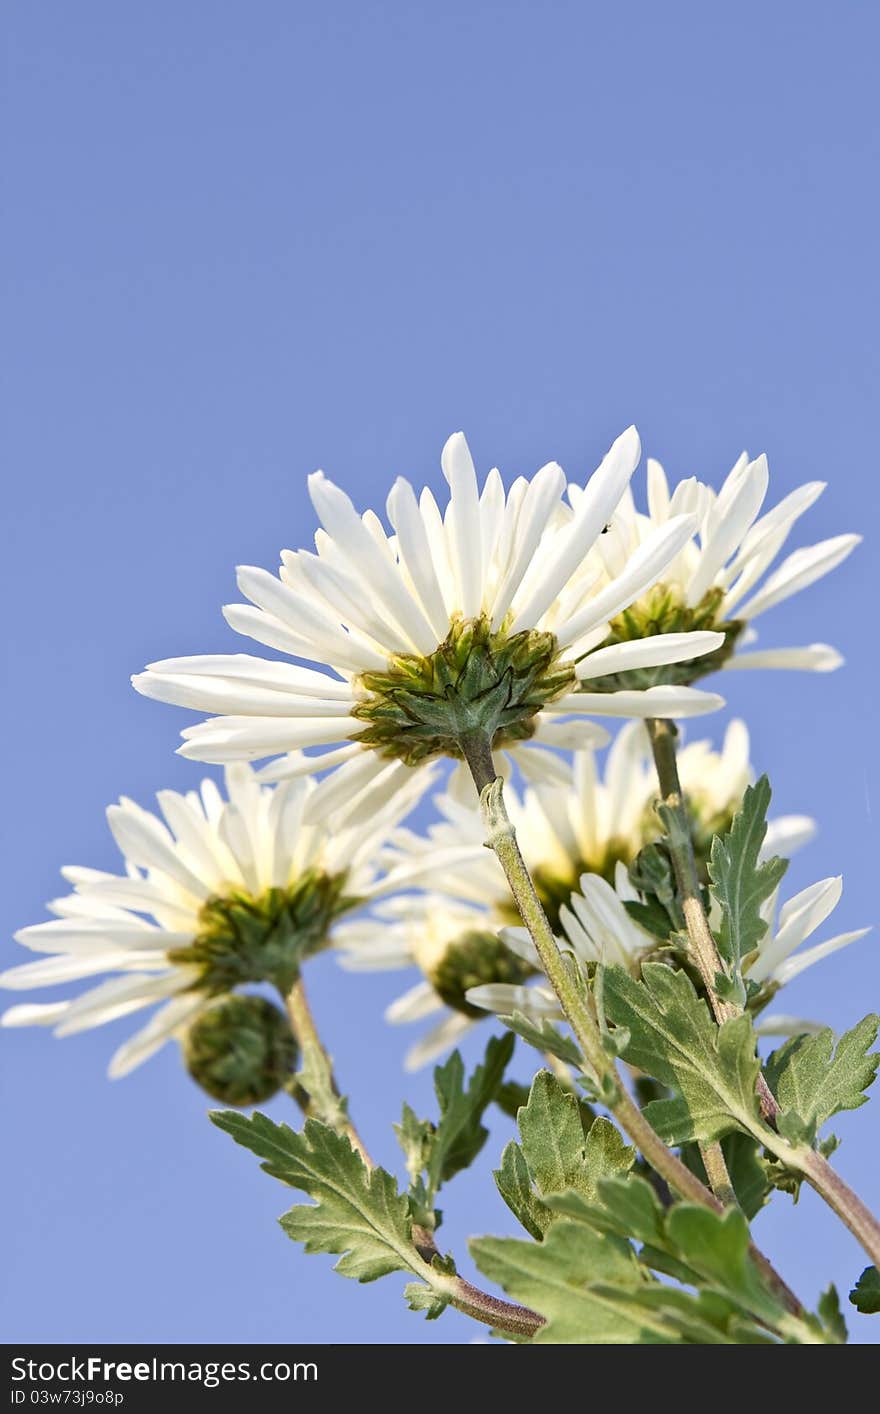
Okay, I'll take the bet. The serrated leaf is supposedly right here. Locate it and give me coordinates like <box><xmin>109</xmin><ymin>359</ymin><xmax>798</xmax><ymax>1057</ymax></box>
<box><xmin>518</xmin><ymin>1071</ymin><xmax>588</xmax><ymax>1196</ymax></box>
<box><xmin>494</xmin><ymin>1140</ymin><xmax>551</xmax><ymax>1239</ymax></box>
<box><xmin>427</xmin><ymin>1032</ymin><xmax>515</xmax><ymax>1191</ymax></box>
<box><xmin>518</xmin><ymin>1072</ymin><xmax>634</xmax><ymax>1203</ymax></box>
<box><xmin>211</xmin><ymin>1110</ymin><xmax>419</xmax><ymax>1283</ymax></box>
<box><xmin>849</xmin><ymin>1266</ymin><xmax>880</xmax><ymax>1314</ymax></box>
<box><xmin>404</xmin><ymin>1282</ymin><xmax>450</xmax><ymax>1319</ymax></box>
<box><xmin>498</xmin><ymin>1010</ymin><xmax>582</xmax><ymax>1066</ymax></box>
<box><xmin>764</xmin><ymin>1015</ymin><xmax>879</xmax><ymax>1143</ymax></box>
<box><xmin>471</xmin><ymin>1222</ymin><xmax>675</xmax><ymax>1344</ymax></box>
<box><xmin>603</xmin><ymin>963</ymin><xmax>763</xmax><ymax>1143</ymax></box>
<box><xmin>394</xmin><ymin>1102</ymin><xmax>434</xmax><ymax>1185</ymax></box>
<box><xmin>707</xmin><ymin>776</ymin><xmax>788</xmax><ymax>972</ymax></box>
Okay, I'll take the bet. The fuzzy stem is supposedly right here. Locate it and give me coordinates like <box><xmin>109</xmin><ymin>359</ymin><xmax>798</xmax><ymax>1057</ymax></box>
<box><xmin>461</xmin><ymin>730</ymin><xmax>803</xmax><ymax>1319</ymax></box>
<box><xmin>284</xmin><ymin>972</ymin><xmax>543</xmax><ymax>1339</ymax></box>
<box><xmin>700</xmin><ymin>1141</ymin><xmax>738</xmax><ymax>1208</ymax></box>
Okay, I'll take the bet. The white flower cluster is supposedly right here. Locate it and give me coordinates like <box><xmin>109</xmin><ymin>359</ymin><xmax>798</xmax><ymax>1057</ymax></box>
<box><xmin>2</xmin><ymin>428</ymin><xmax>866</xmax><ymax>1079</ymax></box>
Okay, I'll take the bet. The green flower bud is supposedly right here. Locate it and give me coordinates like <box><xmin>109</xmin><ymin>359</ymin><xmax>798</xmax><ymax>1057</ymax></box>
<box><xmin>428</xmin><ymin>929</ymin><xmax>537</xmax><ymax>1017</ymax></box>
<box><xmin>183</xmin><ymin>994</ymin><xmax>299</xmax><ymax>1105</ymax></box>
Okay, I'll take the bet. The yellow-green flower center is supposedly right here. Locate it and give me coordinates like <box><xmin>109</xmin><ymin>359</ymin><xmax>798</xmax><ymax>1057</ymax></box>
<box><xmin>352</xmin><ymin>615</ymin><xmax>576</xmax><ymax>766</ymax></box>
<box><xmin>169</xmin><ymin>870</ymin><xmax>355</xmax><ymax>997</ymax></box>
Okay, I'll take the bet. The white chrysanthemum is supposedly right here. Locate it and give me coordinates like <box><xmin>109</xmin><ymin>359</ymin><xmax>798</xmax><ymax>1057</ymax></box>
<box><xmin>132</xmin><ymin>428</ymin><xmax>726</xmax><ymax>821</ymax></box>
<box><xmin>468</xmin><ymin>870</ymin><xmax>871</xmax><ymax>1037</ymax></box>
<box><xmin>337</xmin><ymin>719</ymin><xmax>817</xmax><ymax>1066</ymax></box>
<box><xmin>1</xmin><ymin>763</ymin><xmax>430</xmax><ymax>1078</ymax></box>
<box><xmin>571</xmin><ymin>451</ymin><xmax>860</xmax><ymax>683</ymax></box>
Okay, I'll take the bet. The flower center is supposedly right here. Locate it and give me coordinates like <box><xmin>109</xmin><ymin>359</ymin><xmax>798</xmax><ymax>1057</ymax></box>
<box><xmin>428</xmin><ymin>929</ymin><xmax>538</xmax><ymax>1017</ymax></box>
<box><xmin>183</xmin><ymin>993</ymin><xmax>299</xmax><ymax>1105</ymax></box>
<box><xmin>169</xmin><ymin>870</ymin><xmax>354</xmax><ymax>997</ymax></box>
<box><xmin>580</xmin><ymin>584</ymin><xmax>744</xmax><ymax>691</ymax></box>
<box><xmin>351</xmin><ymin>615</ymin><xmax>576</xmax><ymax>766</ymax></box>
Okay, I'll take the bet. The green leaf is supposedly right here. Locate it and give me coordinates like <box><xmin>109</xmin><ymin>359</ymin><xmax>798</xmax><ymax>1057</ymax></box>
<box><xmin>494</xmin><ymin>1140</ymin><xmax>551</xmax><ymax>1240</ymax></box>
<box><xmin>603</xmin><ymin>963</ymin><xmax>763</xmax><ymax>1143</ymax></box>
<box><xmin>518</xmin><ymin>1071</ymin><xmax>588</xmax><ymax>1196</ymax></box>
<box><xmin>518</xmin><ymin>1071</ymin><xmax>634</xmax><ymax>1201</ymax></box>
<box><xmin>211</xmin><ymin>1110</ymin><xmax>419</xmax><ymax>1283</ymax></box>
<box><xmin>849</xmin><ymin>1266</ymin><xmax>880</xmax><ymax>1315</ymax></box>
<box><xmin>428</xmin><ymin>1033</ymin><xmax>515</xmax><ymax>1190</ymax></box>
<box><xmin>707</xmin><ymin>776</ymin><xmax>788</xmax><ymax>972</ymax></box>
<box><xmin>404</xmin><ymin>1282</ymin><xmax>451</xmax><ymax>1320</ymax></box>
<box><xmin>817</xmin><ymin>1285</ymin><xmax>848</xmax><ymax>1342</ymax></box>
<box><xmin>764</xmin><ymin>1015</ymin><xmax>879</xmax><ymax>1143</ymax></box>
<box><xmin>498</xmin><ymin>1010</ymin><xmax>582</xmax><ymax>1067</ymax></box>
<box><xmin>471</xmin><ymin>1222</ymin><xmax>672</xmax><ymax>1344</ymax></box>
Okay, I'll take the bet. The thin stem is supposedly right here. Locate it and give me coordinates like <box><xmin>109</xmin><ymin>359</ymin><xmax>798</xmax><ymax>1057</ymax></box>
<box><xmin>461</xmin><ymin>730</ymin><xmax>803</xmax><ymax>1319</ymax></box>
<box><xmin>645</xmin><ymin>717</ymin><xmax>779</xmax><ymax>1122</ymax></box>
<box><xmin>285</xmin><ymin>975</ymin><xmax>372</xmax><ymax>1165</ymax></box>
<box><xmin>700</xmin><ymin>1141</ymin><xmax>738</xmax><ymax>1208</ymax></box>
<box><xmin>284</xmin><ymin>972</ymin><xmax>544</xmax><ymax>1339</ymax></box>
<box><xmin>799</xmin><ymin>1149</ymin><xmax>880</xmax><ymax>1272</ymax></box>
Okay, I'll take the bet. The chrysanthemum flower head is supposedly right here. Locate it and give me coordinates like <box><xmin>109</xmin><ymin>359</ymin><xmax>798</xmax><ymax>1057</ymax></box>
<box><xmin>132</xmin><ymin>428</ymin><xmax>726</xmax><ymax>820</ymax></box>
<box><xmin>1</xmin><ymin>763</ymin><xmax>427</xmax><ymax>1087</ymax></box>
<box><xmin>568</xmin><ymin>451</ymin><xmax>860</xmax><ymax>690</ymax></box>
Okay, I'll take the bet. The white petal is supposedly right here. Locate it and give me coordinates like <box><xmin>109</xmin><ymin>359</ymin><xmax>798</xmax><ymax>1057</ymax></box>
<box><xmin>511</xmin><ymin>426</ymin><xmax>641</xmax><ymax>630</ymax></box>
<box><xmin>404</xmin><ymin>1012</ymin><xmax>475</xmax><ymax>1070</ymax></box>
<box><xmin>727</xmin><ymin>644</ymin><xmax>843</xmax><ymax>672</ymax></box>
<box><xmin>549</xmin><ymin>684</ymin><xmax>725</xmax><ymax>719</ymax></box>
<box><xmin>736</xmin><ymin>534</ymin><xmax>861</xmax><ymax>620</ymax></box>
<box><xmin>441</xmin><ymin>432</ymin><xmax>484</xmax><ymax>617</ymax></box>
<box><xmin>772</xmin><ymin>928</ymin><xmax>871</xmax><ymax>985</ymax></box>
<box><xmin>385</xmin><ymin>982</ymin><xmax>445</xmax><ymax>1024</ymax></box>
<box><xmin>553</xmin><ymin>514</ymin><xmax>698</xmax><ymax>648</ymax></box>
<box><xmin>108</xmin><ymin>993</ymin><xmax>207</xmax><ymax>1078</ymax></box>
<box><xmin>576</xmin><ymin>630</ymin><xmax>724</xmax><ymax>681</ymax></box>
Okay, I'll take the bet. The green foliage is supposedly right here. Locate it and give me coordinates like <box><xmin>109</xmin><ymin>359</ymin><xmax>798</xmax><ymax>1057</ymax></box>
<box><xmin>764</xmin><ymin>1015</ymin><xmax>879</xmax><ymax>1144</ymax></box>
<box><xmin>849</xmin><ymin>1266</ymin><xmax>880</xmax><ymax>1314</ymax></box>
<box><xmin>496</xmin><ymin>1010</ymin><xmax>582</xmax><ymax>1067</ymax></box>
<box><xmin>211</xmin><ymin>1110</ymin><xmax>419</xmax><ymax>1283</ymax></box>
<box><xmin>626</xmin><ymin>841</ymin><xmax>683</xmax><ymax>938</ymax></box>
<box><xmin>707</xmin><ymin>777</ymin><xmax>788</xmax><ymax>975</ymax></box>
<box><xmin>492</xmin><ymin>1071</ymin><xmax>634</xmax><ymax>1238</ymax></box>
<box><xmin>818</xmin><ymin>1286</ymin><xmax>848</xmax><ymax>1342</ymax></box>
<box><xmin>394</xmin><ymin>1034</ymin><xmax>515</xmax><ymax>1230</ymax></box>
<box><xmin>603</xmin><ymin>963</ymin><xmax>764</xmax><ymax>1144</ymax></box>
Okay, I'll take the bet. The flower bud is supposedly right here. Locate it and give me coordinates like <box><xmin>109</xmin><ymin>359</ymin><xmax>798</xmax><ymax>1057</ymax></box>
<box><xmin>183</xmin><ymin>994</ymin><xmax>299</xmax><ymax>1105</ymax></box>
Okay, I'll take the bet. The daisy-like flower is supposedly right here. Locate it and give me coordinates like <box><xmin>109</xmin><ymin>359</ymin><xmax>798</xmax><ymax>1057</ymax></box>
<box><xmin>467</xmin><ymin>870</ymin><xmax>871</xmax><ymax>1040</ymax></box>
<box><xmin>336</xmin><ymin>719</ymin><xmax>816</xmax><ymax>1065</ymax></box>
<box><xmin>1</xmin><ymin>763</ymin><xmax>430</xmax><ymax>1086</ymax></box>
<box><xmin>568</xmin><ymin>451</ymin><xmax>860</xmax><ymax>691</ymax></box>
<box><xmin>132</xmin><ymin>428</ymin><xmax>726</xmax><ymax>821</ymax></box>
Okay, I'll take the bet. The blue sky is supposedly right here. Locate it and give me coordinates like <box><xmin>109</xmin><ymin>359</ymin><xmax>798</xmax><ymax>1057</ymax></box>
<box><xmin>2</xmin><ymin>2</ymin><xmax>878</xmax><ymax>1344</ymax></box>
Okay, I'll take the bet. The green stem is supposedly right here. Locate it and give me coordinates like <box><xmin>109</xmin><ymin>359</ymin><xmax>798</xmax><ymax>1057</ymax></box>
<box><xmin>285</xmin><ymin>975</ymin><xmax>372</xmax><ymax>1165</ymax></box>
<box><xmin>284</xmin><ymin>972</ymin><xmax>543</xmax><ymax>1339</ymax></box>
<box><xmin>462</xmin><ymin>734</ymin><xmax>804</xmax><ymax>1319</ymax></box>
<box><xmin>700</xmin><ymin>1141</ymin><xmax>738</xmax><ymax>1208</ymax></box>
<box><xmin>646</xmin><ymin>715</ymin><xmax>880</xmax><ymax>1273</ymax></box>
